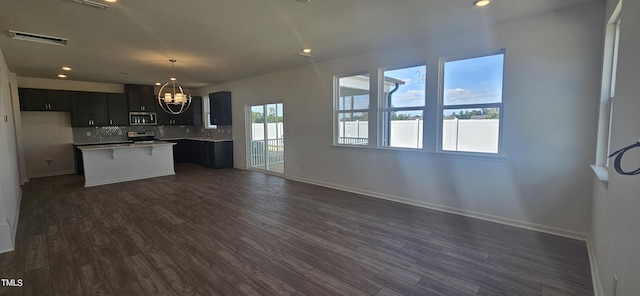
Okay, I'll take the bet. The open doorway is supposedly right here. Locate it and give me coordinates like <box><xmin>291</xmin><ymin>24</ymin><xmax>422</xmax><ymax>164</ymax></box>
<box><xmin>249</xmin><ymin>103</ymin><xmax>284</xmax><ymax>174</ymax></box>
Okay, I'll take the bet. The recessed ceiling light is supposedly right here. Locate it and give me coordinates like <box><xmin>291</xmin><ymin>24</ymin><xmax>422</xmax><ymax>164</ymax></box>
<box><xmin>297</xmin><ymin>0</ymin><xmax>310</xmax><ymax>3</ymax></box>
<box><xmin>302</xmin><ymin>48</ymin><xmax>312</xmax><ymax>54</ymax></box>
<box><xmin>105</xmin><ymin>0</ymin><xmax>117</xmax><ymax>2</ymax></box>
<box><xmin>473</xmin><ymin>0</ymin><xmax>491</xmax><ymax>7</ymax></box>
<box><xmin>62</xmin><ymin>66</ymin><xmax>72</xmax><ymax>71</ymax></box>
<box><xmin>155</xmin><ymin>82</ymin><xmax>161</xmax><ymax>86</ymax></box>
<box><xmin>58</xmin><ymin>74</ymin><xmax>67</xmax><ymax>78</ymax></box>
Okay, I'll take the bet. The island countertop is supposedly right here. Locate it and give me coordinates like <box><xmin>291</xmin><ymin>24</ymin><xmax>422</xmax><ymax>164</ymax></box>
<box><xmin>77</xmin><ymin>141</ymin><xmax>176</xmax><ymax>151</ymax></box>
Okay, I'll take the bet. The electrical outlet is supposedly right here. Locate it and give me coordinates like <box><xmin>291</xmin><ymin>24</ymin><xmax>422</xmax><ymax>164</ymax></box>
<box><xmin>86</xmin><ymin>131</ymin><xmax>91</xmax><ymax>136</ymax></box>
<box><xmin>227</xmin><ymin>129</ymin><xmax>231</xmax><ymax>134</ymax></box>
<box><xmin>450</xmin><ymin>186</ymin><xmax>457</xmax><ymax>196</ymax></box>
<box><xmin>612</xmin><ymin>274</ymin><xmax>618</xmax><ymax>296</ymax></box>
<box><xmin>45</xmin><ymin>159</ymin><xmax>53</xmax><ymax>165</ymax></box>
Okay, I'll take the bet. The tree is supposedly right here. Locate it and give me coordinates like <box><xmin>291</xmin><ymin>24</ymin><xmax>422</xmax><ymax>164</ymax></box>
<box><xmin>252</xmin><ymin>111</ymin><xmax>264</xmax><ymax>123</ymax></box>
<box><xmin>483</xmin><ymin>108</ymin><xmax>500</xmax><ymax>119</ymax></box>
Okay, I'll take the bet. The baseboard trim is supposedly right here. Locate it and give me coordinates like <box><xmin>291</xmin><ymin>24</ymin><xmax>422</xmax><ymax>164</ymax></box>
<box><xmin>285</xmin><ymin>175</ymin><xmax>589</xmax><ymax>241</ymax></box>
<box><xmin>586</xmin><ymin>236</ymin><xmax>604</xmax><ymax>296</ymax></box>
<box><xmin>0</xmin><ymin>189</ymin><xmax>23</xmax><ymax>254</ymax></box>
<box><xmin>10</xmin><ymin>189</ymin><xmax>22</xmax><ymax>246</ymax></box>
<box><xmin>84</xmin><ymin>171</ymin><xmax>175</xmax><ymax>187</ymax></box>
<box><xmin>0</xmin><ymin>221</ymin><xmax>13</xmax><ymax>254</ymax></box>
<box><xmin>28</xmin><ymin>170</ymin><xmax>76</xmax><ymax>179</ymax></box>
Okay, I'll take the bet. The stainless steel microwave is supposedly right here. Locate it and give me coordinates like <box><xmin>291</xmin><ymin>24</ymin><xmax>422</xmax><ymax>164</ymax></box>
<box><xmin>129</xmin><ymin>112</ymin><xmax>157</xmax><ymax>125</ymax></box>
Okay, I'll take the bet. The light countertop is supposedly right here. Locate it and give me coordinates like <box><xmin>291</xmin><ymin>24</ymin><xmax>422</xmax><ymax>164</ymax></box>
<box><xmin>77</xmin><ymin>141</ymin><xmax>176</xmax><ymax>151</ymax></box>
<box><xmin>74</xmin><ymin>138</ymin><xmax>232</xmax><ymax>146</ymax></box>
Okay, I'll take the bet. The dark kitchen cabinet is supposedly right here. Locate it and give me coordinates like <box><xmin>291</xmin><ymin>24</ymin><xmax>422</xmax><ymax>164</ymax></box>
<box><xmin>106</xmin><ymin>93</ymin><xmax>128</xmax><ymax>126</ymax></box>
<box><xmin>71</xmin><ymin>92</ymin><xmax>108</xmax><ymax>127</ymax></box>
<box><xmin>185</xmin><ymin>96</ymin><xmax>203</xmax><ymax>126</ymax></box>
<box><xmin>185</xmin><ymin>140</ymin><xmax>208</xmax><ymax>166</ymax></box>
<box><xmin>158</xmin><ymin>96</ymin><xmax>202</xmax><ymax>126</ymax></box>
<box><xmin>19</xmin><ymin>88</ymin><xmax>71</xmax><ymax>111</ymax></box>
<box><xmin>172</xmin><ymin>140</ymin><xmax>187</xmax><ymax>163</ymax></box>
<box><xmin>209</xmin><ymin>91</ymin><xmax>232</xmax><ymax>125</ymax></box>
<box><xmin>176</xmin><ymin>139</ymin><xmax>233</xmax><ymax>168</ymax></box>
<box><xmin>207</xmin><ymin>141</ymin><xmax>233</xmax><ymax>169</ymax></box>
<box><xmin>156</xmin><ymin>109</ymin><xmax>173</xmax><ymax>125</ymax></box>
<box><xmin>194</xmin><ymin>141</ymin><xmax>208</xmax><ymax>166</ymax></box>
<box><xmin>125</xmin><ymin>84</ymin><xmax>156</xmax><ymax>112</ymax></box>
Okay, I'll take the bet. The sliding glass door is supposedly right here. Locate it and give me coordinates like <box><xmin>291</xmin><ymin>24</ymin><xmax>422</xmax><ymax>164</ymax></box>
<box><xmin>249</xmin><ymin>103</ymin><xmax>284</xmax><ymax>174</ymax></box>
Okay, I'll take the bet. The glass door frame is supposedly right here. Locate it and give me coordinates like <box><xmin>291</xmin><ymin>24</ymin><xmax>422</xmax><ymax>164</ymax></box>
<box><xmin>246</xmin><ymin>102</ymin><xmax>284</xmax><ymax>175</ymax></box>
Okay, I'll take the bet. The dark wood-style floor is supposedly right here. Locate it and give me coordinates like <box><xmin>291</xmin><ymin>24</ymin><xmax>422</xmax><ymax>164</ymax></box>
<box><xmin>0</xmin><ymin>163</ymin><xmax>593</xmax><ymax>296</ymax></box>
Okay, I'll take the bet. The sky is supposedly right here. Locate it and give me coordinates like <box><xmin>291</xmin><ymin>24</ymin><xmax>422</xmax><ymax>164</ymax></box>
<box><xmin>443</xmin><ymin>53</ymin><xmax>504</xmax><ymax>106</ymax></box>
<box><xmin>340</xmin><ymin>53</ymin><xmax>503</xmax><ymax>115</ymax></box>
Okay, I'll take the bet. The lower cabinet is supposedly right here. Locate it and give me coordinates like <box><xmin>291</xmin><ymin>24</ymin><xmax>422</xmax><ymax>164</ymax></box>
<box><xmin>176</xmin><ymin>140</ymin><xmax>233</xmax><ymax>168</ymax></box>
<box><xmin>206</xmin><ymin>141</ymin><xmax>234</xmax><ymax>169</ymax></box>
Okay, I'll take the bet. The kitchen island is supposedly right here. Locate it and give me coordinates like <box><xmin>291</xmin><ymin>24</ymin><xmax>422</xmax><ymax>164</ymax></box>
<box><xmin>77</xmin><ymin>141</ymin><xmax>176</xmax><ymax>187</ymax></box>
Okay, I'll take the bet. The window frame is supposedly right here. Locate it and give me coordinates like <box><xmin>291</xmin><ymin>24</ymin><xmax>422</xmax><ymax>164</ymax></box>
<box><xmin>377</xmin><ymin>63</ymin><xmax>427</xmax><ymax>150</ymax></box>
<box><xmin>593</xmin><ymin>0</ymin><xmax>622</xmax><ymax>183</ymax></box>
<box><xmin>334</xmin><ymin>72</ymin><xmax>373</xmax><ymax>146</ymax></box>
<box><xmin>437</xmin><ymin>49</ymin><xmax>506</xmax><ymax>155</ymax></box>
<box><xmin>203</xmin><ymin>95</ymin><xmax>217</xmax><ymax>129</ymax></box>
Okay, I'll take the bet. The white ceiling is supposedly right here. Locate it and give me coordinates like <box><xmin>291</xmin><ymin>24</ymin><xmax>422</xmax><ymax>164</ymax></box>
<box><xmin>0</xmin><ymin>0</ymin><xmax>597</xmax><ymax>88</ymax></box>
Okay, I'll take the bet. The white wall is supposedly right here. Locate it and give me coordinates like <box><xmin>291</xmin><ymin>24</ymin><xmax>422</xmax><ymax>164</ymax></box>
<box><xmin>21</xmin><ymin>112</ymin><xmax>75</xmax><ymax>178</ymax></box>
<box><xmin>0</xmin><ymin>48</ymin><xmax>22</xmax><ymax>253</ymax></box>
<box><xmin>197</xmin><ymin>2</ymin><xmax>604</xmax><ymax>236</ymax></box>
<box><xmin>591</xmin><ymin>0</ymin><xmax>640</xmax><ymax>295</ymax></box>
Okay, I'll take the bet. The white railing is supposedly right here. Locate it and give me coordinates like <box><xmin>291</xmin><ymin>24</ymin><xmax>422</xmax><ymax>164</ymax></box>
<box><xmin>251</xmin><ymin>138</ymin><xmax>284</xmax><ymax>167</ymax></box>
<box><xmin>251</xmin><ymin>122</ymin><xmax>285</xmax><ymax>167</ymax></box>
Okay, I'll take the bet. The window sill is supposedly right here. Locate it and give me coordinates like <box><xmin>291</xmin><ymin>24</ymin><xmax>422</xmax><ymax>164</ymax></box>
<box><xmin>590</xmin><ymin>164</ymin><xmax>609</xmax><ymax>185</ymax></box>
<box><xmin>330</xmin><ymin>144</ymin><xmax>507</xmax><ymax>161</ymax></box>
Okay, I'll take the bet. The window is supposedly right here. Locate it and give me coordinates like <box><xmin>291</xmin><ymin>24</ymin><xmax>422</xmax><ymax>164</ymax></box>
<box><xmin>380</xmin><ymin>65</ymin><xmax>426</xmax><ymax>149</ymax></box>
<box><xmin>440</xmin><ymin>51</ymin><xmax>505</xmax><ymax>154</ymax></box>
<box><xmin>595</xmin><ymin>1</ymin><xmax>621</xmax><ymax>172</ymax></box>
<box><xmin>336</xmin><ymin>74</ymin><xmax>370</xmax><ymax>145</ymax></box>
<box><xmin>203</xmin><ymin>95</ymin><xmax>217</xmax><ymax>129</ymax></box>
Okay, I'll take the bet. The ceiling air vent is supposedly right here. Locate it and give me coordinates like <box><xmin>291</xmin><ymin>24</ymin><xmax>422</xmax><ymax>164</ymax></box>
<box><xmin>71</xmin><ymin>0</ymin><xmax>109</xmax><ymax>10</ymax></box>
<box><xmin>9</xmin><ymin>30</ymin><xmax>68</xmax><ymax>46</ymax></box>
<box><xmin>295</xmin><ymin>52</ymin><xmax>314</xmax><ymax>58</ymax></box>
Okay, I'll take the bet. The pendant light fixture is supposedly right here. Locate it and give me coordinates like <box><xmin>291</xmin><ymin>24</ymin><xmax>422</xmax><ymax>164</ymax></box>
<box><xmin>157</xmin><ymin>59</ymin><xmax>192</xmax><ymax>115</ymax></box>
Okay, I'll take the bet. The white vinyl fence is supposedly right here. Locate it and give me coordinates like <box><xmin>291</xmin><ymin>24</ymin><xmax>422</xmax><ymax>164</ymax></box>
<box><xmin>338</xmin><ymin>119</ymin><xmax>499</xmax><ymax>152</ymax></box>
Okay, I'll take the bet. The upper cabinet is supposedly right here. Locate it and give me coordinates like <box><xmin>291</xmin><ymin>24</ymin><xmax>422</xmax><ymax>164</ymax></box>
<box><xmin>106</xmin><ymin>93</ymin><xmax>129</xmax><ymax>126</ymax></box>
<box><xmin>70</xmin><ymin>92</ymin><xmax>108</xmax><ymax>127</ymax></box>
<box><xmin>157</xmin><ymin>96</ymin><xmax>202</xmax><ymax>126</ymax></box>
<box><xmin>185</xmin><ymin>96</ymin><xmax>203</xmax><ymax>126</ymax></box>
<box><xmin>209</xmin><ymin>91</ymin><xmax>232</xmax><ymax>125</ymax></box>
<box><xmin>19</xmin><ymin>88</ymin><xmax>72</xmax><ymax>111</ymax></box>
<box><xmin>125</xmin><ymin>84</ymin><xmax>156</xmax><ymax>112</ymax></box>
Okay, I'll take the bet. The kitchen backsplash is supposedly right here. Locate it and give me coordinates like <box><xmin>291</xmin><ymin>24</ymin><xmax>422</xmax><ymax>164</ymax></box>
<box><xmin>73</xmin><ymin>125</ymin><xmax>233</xmax><ymax>144</ymax></box>
<box><xmin>73</xmin><ymin>125</ymin><xmax>198</xmax><ymax>144</ymax></box>
<box><xmin>195</xmin><ymin>125</ymin><xmax>233</xmax><ymax>140</ymax></box>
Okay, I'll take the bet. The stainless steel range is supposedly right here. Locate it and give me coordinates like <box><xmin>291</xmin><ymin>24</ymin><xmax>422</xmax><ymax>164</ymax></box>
<box><xmin>127</xmin><ymin>131</ymin><xmax>158</xmax><ymax>143</ymax></box>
